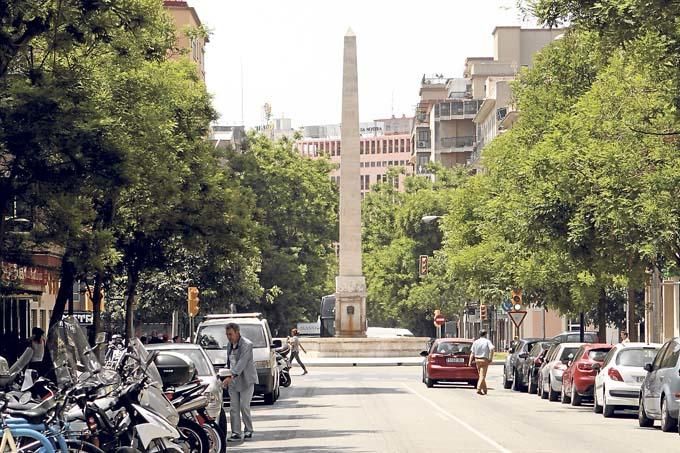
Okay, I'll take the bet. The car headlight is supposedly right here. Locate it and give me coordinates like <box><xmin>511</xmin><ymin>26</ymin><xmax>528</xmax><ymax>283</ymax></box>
<box><xmin>254</xmin><ymin>360</ymin><xmax>270</xmax><ymax>369</ymax></box>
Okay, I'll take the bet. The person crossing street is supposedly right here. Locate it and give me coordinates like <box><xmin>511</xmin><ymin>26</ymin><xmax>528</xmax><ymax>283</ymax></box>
<box><xmin>469</xmin><ymin>330</ymin><xmax>494</xmax><ymax>395</ymax></box>
<box><xmin>288</xmin><ymin>328</ymin><xmax>308</xmax><ymax>375</ymax></box>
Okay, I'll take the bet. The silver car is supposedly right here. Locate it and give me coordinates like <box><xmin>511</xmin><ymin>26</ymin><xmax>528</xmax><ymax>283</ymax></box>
<box><xmin>540</xmin><ymin>342</ymin><xmax>583</xmax><ymax>401</ymax></box>
<box><xmin>146</xmin><ymin>343</ymin><xmax>226</xmax><ymax>426</ymax></box>
<box><xmin>639</xmin><ymin>338</ymin><xmax>680</xmax><ymax>432</ymax></box>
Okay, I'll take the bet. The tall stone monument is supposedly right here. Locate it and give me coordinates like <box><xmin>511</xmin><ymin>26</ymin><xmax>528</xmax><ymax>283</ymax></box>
<box><xmin>335</xmin><ymin>29</ymin><xmax>367</xmax><ymax>337</ymax></box>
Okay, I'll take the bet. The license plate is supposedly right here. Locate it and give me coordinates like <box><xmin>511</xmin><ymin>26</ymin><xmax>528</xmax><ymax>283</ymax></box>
<box><xmin>447</xmin><ymin>357</ymin><xmax>464</xmax><ymax>364</ymax></box>
<box><xmin>636</xmin><ymin>376</ymin><xmax>645</xmax><ymax>383</ymax></box>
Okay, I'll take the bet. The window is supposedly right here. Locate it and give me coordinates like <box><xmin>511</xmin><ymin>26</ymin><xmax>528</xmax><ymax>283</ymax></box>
<box><xmin>652</xmin><ymin>343</ymin><xmax>670</xmax><ymax>370</ymax></box>
<box><xmin>360</xmin><ymin>174</ymin><xmax>371</xmax><ymax>191</ymax></box>
<box><xmin>661</xmin><ymin>342</ymin><xmax>680</xmax><ymax>369</ymax></box>
<box><xmin>389</xmin><ymin>140</ymin><xmax>393</xmax><ymax>153</ymax></box>
<box><xmin>418</xmin><ymin>131</ymin><xmax>429</xmax><ymax>142</ymax></box>
<box><xmin>371</xmin><ymin>141</ymin><xmax>376</xmax><ymax>154</ymax></box>
<box><xmin>31</xmin><ymin>309</ymin><xmax>38</xmax><ymax>328</ymax></box>
<box><xmin>587</xmin><ymin>348</ymin><xmax>610</xmax><ymax>362</ymax></box>
<box><xmin>197</xmin><ymin>324</ymin><xmax>267</xmax><ymax>349</ymax></box>
<box><xmin>559</xmin><ymin>347</ymin><xmax>579</xmax><ymax>361</ymax></box>
<box><xmin>360</xmin><ymin>142</ymin><xmax>365</xmax><ymax>154</ymax></box>
<box><xmin>616</xmin><ymin>348</ymin><xmax>660</xmax><ymax>367</ymax></box>
<box><xmin>370</xmin><ymin>161</ymin><xmax>376</xmax><ymax>168</ymax></box>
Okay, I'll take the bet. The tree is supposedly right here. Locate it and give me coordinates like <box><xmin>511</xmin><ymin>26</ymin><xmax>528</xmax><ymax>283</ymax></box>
<box><xmin>226</xmin><ymin>135</ymin><xmax>338</xmax><ymax>334</ymax></box>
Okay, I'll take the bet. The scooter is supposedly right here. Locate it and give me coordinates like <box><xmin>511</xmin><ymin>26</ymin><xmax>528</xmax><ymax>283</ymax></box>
<box><xmin>275</xmin><ymin>345</ymin><xmax>292</xmax><ymax>388</ymax></box>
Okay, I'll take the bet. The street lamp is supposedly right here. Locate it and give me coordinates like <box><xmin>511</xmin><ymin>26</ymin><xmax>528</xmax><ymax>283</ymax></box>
<box><xmin>421</xmin><ymin>215</ymin><xmax>442</xmax><ymax>224</ymax></box>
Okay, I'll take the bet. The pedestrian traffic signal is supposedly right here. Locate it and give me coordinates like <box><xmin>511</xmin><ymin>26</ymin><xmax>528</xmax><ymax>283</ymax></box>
<box><xmin>480</xmin><ymin>304</ymin><xmax>488</xmax><ymax>321</ymax></box>
<box><xmin>511</xmin><ymin>289</ymin><xmax>522</xmax><ymax>311</ymax></box>
<box><xmin>419</xmin><ymin>255</ymin><xmax>428</xmax><ymax>276</ymax></box>
<box><xmin>188</xmin><ymin>286</ymin><xmax>200</xmax><ymax>317</ymax></box>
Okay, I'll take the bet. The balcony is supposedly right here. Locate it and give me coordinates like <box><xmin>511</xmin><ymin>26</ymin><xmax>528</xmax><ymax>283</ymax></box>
<box><xmin>434</xmin><ymin>100</ymin><xmax>483</xmax><ymax>121</ymax></box>
<box><xmin>438</xmin><ymin>136</ymin><xmax>475</xmax><ymax>153</ymax></box>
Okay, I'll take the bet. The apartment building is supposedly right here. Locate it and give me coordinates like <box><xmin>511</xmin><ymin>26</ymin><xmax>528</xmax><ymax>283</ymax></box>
<box><xmin>163</xmin><ymin>0</ymin><xmax>208</xmax><ymax>81</ymax></box>
<box><xmin>470</xmin><ymin>26</ymin><xmax>565</xmax><ymax>166</ymax></box>
<box><xmin>297</xmin><ymin>116</ymin><xmax>414</xmax><ymax>195</ymax></box>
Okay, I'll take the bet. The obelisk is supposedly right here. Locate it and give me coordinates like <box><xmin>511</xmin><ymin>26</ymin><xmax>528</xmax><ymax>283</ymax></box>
<box><xmin>335</xmin><ymin>29</ymin><xmax>367</xmax><ymax>337</ymax></box>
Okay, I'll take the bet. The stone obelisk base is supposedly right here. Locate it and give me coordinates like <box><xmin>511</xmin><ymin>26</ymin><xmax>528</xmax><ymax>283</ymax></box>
<box><xmin>335</xmin><ymin>276</ymin><xmax>367</xmax><ymax>337</ymax></box>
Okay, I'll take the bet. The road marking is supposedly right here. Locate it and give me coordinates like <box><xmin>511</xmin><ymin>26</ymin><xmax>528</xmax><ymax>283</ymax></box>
<box><xmin>402</xmin><ymin>384</ymin><xmax>512</xmax><ymax>453</ymax></box>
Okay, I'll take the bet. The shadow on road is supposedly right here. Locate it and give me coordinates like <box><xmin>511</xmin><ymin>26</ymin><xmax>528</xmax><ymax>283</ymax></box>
<box><xmin>256</xmin><ymin>428</ymin><xmax>377</xmax><ymax>442</ymax></box>
<box><xmin>252</xmin><ymin>413</ymin><xmax>322</xmax><ymax>422</ymax></box>
<box><xmin>237</xmin><ymin>446</ymin><xmax>368</xmax><ymax>453</ymax></box>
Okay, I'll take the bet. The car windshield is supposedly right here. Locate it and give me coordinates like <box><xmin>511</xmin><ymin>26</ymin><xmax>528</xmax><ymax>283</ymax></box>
<box><xmin>616</xmin><ymin>348</ymin><xmax>660</xmax><ymax>367</ymax></box>
<box><xmin>559</xmin><ymin>347</ymin><xmax>579</xmax><ymax>361</ymax></box>
<box><xmin>435</xmin><ymin>342</ymin><xmax>471</xmax><ymax>354</ymax></box>
<box><xmin>197</xmin><ymin>324</ymin><xmax>267</xmax><ymax>349</ymax></box>
<box><xmin>587</xmin><ymin>348</ymin><xmax>610</xmax><ymax>361</ymax></box>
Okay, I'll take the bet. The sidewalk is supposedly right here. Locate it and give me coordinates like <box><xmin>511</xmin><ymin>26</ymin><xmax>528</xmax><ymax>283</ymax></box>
<box><xmin>294</xmin><ymin>357</ymin><xmax>504</xmax><ymax>367</ymax></box>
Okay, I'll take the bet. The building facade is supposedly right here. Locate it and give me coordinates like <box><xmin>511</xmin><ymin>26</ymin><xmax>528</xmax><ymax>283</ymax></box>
<box><xmin>163</xmin><ymin>0</ymin><xmax>208</xmax><ymax>81</ymax></box>
<box><xmin>210</xmin><ymin>125</ymin><xmax>247</xmax><ymax>153</ymax></box>
<box><xmin>297</xmin><ymin>116</ymin><xmax>414</xmax><ymax>195</ymax></box>
<box><xmin>470</xmin><ymin>27</ymin><xmax>565</xmax><ymax>166</ymax></box>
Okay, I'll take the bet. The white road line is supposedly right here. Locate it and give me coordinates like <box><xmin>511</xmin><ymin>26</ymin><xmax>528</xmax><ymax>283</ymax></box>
<box><xmin>402</xmin><ymin>383</ymin><xmax>512</xmax><ymax>453</ymax></box>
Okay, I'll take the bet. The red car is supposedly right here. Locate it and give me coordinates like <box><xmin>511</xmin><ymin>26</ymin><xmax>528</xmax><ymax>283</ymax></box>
<box><xmin>561</xmin><ymin>343</ymin><xmax>613</xmax><ymax>406</ymax></box>
<box><xmin>421</xmin><ymin>338</ymin><xmax>479</xmax><ymax>388</ymax></box>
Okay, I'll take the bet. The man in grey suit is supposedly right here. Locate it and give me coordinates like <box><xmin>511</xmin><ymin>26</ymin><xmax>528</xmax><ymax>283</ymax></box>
<box><xmin>223</xmin><ymin>322</ymin><xmax>259</xmax><ymax>441</ymax></box>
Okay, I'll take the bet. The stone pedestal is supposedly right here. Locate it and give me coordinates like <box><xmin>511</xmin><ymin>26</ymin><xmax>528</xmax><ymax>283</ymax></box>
<box><xmin>335</xmin><ymin>276</ymin><xmax>366</xmax><ymax>337</ymax></box>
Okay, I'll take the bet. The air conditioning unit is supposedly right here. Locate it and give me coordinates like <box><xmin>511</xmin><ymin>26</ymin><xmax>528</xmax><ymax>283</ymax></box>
<box><xmin>418</xmin><ymin>141</ymin><xmax>427</xmax><ymax>148</ymax></box>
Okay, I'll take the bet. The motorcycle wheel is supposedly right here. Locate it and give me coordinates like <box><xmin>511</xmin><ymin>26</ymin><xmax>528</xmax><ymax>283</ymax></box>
<box><xmin>281</xmin><ymin>372</ymin><xmax>292</xmax><ymax>388</ymax></box>
<box><xmin>178</xmin><ymin>418</ymin><xmax>210</xmax><ymax>453</ymax></box>
<box><xmin>204</xmin><ymin>422</ymin><xmax>226</xmax><ymax>453</ymax></box>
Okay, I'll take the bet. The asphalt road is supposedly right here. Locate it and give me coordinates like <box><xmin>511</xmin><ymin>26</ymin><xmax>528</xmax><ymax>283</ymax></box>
<box><xmin>228</xmin><ymin>365</ymin><xmax>679</xmax><ymax>452</ymax></box>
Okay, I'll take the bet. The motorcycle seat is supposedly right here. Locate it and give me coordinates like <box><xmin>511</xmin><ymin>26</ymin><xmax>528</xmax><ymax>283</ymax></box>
<box><xmin>7</xmin><ymin>404</ymin><xmax>52</xmax><ymax>424</ymax></box>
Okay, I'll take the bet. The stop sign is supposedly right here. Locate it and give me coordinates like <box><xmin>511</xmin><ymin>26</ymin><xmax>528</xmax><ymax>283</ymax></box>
<box><xmin>434</xmin><ymin>314</ymin><xmax>446</xmax><ymax>326</ymax></box>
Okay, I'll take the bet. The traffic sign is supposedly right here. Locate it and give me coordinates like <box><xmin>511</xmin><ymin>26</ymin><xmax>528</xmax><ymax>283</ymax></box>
<box><xmin>434</xmin><ymin>314</ymin><xmax>446</xmax><ymax>326</ymax></box>
<box><xmin>501</xmin><ymin>300</ymin><xmax>512</xmax><ymax>312</ymax></box>
<box><xmin>508</xmin><ymin>310</ymin><xmax>527</xmax><ymax>328</ymax></box>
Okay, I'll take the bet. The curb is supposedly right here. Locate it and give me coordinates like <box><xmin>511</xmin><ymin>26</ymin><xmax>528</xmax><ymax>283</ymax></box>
<box><xmin>292</xmin><ymin>360</ymin><xmax>505</xmax><ymax>367</ymax></box>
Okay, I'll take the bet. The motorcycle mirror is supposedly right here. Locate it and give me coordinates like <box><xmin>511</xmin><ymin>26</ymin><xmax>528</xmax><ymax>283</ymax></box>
<box><xmin>95</xmin><ymin>332</ymin><xmax>107</xmax><ymax>345</ymax></box>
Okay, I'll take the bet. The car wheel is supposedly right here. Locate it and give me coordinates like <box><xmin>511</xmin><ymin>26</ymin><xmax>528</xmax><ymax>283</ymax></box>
<box><xmin>502</xmin><ymin>367</ymin><xmax>512</xmax><ymax>389</ymax></box>
<box><xmin>425</xmin><ymin>376</ymin><xmax>434</xmax><ymax>388</ymax></box>
<box><xmin>638</xmin><ymin>397</ymin><xmax>654</xmax><ymax>428</ymax></box>
<box><xmin>571</xmin><ymin>383</ymin><xmax>582</xmax><ymax>407</ymax></box>
<box><xmin>548</xmin><ymin>380</ymin><xmax>559</xmax><ymax>402</ymax></box>
<box><xmin>661</xmin><ymin>396</ymin><xmax>677</xmax><ymax>432</ymax></box>
<box><xmin>528</xmin><ymin>373</ymin><xmax>537</xmax><ymax>395</ymax></box>
<box><xmin>264</xmin><ymin>391</ymin><xmax>275</xmax><ymax>405</ymax></box>
<box><xmin>602</xmin><ymin>390</ymin><xmax>615</xmax><ymax>417</ymax></box>
<box><xmin>469</xmin><ymin>380</ymin><xmax>478</xmax><ymax>388</ymax></box>
<box><xmin>560</xmin><ymin>384</ymin><xmax>570</xmax><ymax>404</ymax></box>
<box><xmin>540</xmin><ymin>379</ymin><xmax>548</xmax><ymax>400</ymax></box>
<box><xmin>593</xmin><ymin>388</ymin><xmax>603</xmax><ymax>414</ymax></box>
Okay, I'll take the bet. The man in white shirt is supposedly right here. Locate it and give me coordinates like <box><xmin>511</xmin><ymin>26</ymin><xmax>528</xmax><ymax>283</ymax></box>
<box><xmin>469</xmin><ymin>330</ymin><xmax>495</xmax><ymax>395</ymax></box>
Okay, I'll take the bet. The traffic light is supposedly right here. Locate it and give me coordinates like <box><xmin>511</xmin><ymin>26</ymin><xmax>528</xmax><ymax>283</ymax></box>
<box><xmin>480</xmin><ymin>304</ymin><xmax>488</xmax><ymax>321</ymax></box>
<box><xmin>511</xmin><ymin>288</ymin><xmax>523</xmax><ymax>311</ymax></box>
<box><xmin>188</xmin><ymin>286</ymin><xmax>200</xmax><ymax>317</ymax></box>
<box><xmin>419</xmin><ymin>255</ymin><xmax>428</xmax><ymax>276</ymax></box>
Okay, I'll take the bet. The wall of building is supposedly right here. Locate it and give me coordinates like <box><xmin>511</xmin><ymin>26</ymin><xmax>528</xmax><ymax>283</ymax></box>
<box><xmin>163</xmin><ymin>1</ymin><xmax>206</xmax><ymax>81</ymax></box>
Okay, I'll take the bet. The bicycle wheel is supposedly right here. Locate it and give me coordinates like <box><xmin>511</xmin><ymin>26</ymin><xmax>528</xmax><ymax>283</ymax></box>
<box><xmin>66</xmin><ymin>439</ymin><xmax>108</xmax><ymax>453</ymax></box>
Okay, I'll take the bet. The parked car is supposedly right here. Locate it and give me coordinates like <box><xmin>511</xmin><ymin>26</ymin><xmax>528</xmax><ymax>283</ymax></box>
<box><xmin>502</xmin><ymin>338</ymin><xmax>544</xmax><ymax>391</ymax></box>
<box><xmin>561</xmin><ymin>343</ymin><xmax>614</xmax><ymax>406</ymax></box>
<box><xmin>146</xmin><ymin>342</ymin><xmax>228</xmax><ymax>433</ymax></box>
<box><xmin>639</xmin><ymin>338</ymin><xmax>680</xmax><ymax>431</ymax></box>
<box><xmin>551</xmin><ymin>331</ymin><xmax>599</xmax><ymax>344</ymax></box>
<box><xmin>519</xmin><ymin>341</ymin><xmax>555</xmax><ymax>394</ymax></box>
<box><xmin>594</xmin><ymin>342</ymin><xmax>661</xmax><ymax>417</ymax></box>
<box><xmin>420</xmin><ymin>338</ymin><xmax>479</xmax><ymax>388</ymax></box>
<box><xmin>539</xmin><ymin>342</ymin><xmax>583</xmax><ymax>401</ymax></box>
<box><xmin>537</xmin><ymin>343</ymin><xmax>561</xmax><ymax>399</ymax></box>
<box><xmin>195</xmin><ymin>313</ymin><xmax>281</xmax><ymax>405</ymax></box>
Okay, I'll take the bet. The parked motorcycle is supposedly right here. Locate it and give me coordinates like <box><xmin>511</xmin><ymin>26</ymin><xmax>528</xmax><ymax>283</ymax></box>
<box><xmin>275</xmin><ymin>344</ymin><xmax>292</xmax><ymax>388</ymax></box>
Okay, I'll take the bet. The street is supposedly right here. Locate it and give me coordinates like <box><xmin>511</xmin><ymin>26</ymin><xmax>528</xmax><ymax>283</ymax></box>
<box><xmin>232</xmin><ymin>366</ymin><xmax>679</xmax><ymax>453</ymax></box>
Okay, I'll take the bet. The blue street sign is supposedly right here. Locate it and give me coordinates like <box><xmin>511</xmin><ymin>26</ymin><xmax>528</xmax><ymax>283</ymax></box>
<box><xmin>502</xmin><ymin>300</ymin><xmax>512</xmax><ymax>312</ymax></box>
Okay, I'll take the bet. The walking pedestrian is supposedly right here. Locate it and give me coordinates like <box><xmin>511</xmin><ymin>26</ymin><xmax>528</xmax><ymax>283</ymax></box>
<box><xmin>29</xmin><ymin>327</ymin><xmax>46</xmax><ymax>377</ymax></box>
<box><xmin>620</xmin><ymin>331</ymin><xmax>630</xmax><ymax>344</ymax></box>
<box><xmin>223</xmin><ymin>322</ymin><xmax>258</xmax><ymax>442</ymax></box>
<box><xmin>288</xmin><ymin>328</ymin><xmax>308</xmax><ymax>375</ymax></box>
<box><xmin>469</xmin><ymin>329</ymin><xmax>495</xmax><ymax>395</ymax></box>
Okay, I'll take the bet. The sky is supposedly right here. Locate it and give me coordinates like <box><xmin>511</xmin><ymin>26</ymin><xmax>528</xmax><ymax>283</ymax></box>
<box><xmin>189</xmin><ymin>0</ymin><xmax>536</xmax><ymax>128</ymax></box>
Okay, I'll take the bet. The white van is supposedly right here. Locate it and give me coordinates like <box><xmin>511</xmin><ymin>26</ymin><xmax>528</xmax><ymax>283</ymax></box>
<box><xmin>195</xmin><ymin>313</ymin><xmax>281</xmax><ymax>404</ymax></box>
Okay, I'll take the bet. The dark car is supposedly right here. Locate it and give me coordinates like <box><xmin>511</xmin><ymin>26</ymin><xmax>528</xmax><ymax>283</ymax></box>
<box><xmin>551</xmin><ymin>331</ymin><xmax>599</xmax><ymax>344</ymax></box>
<box><xmin>421</xmin><ymin>338</ymin><xmax>479</xmax><ymax>388</ymax></box>
<box><xmin>503</xmin><ymin>338</ymin><xmax>544</xmax><ymax>391</ymax></box>
<box><xmin>518</xmin><ymin>340</ymin><xmax>555</xmax><ymax>394</ymax></box>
